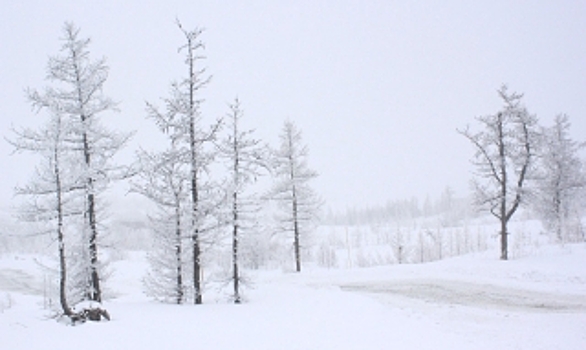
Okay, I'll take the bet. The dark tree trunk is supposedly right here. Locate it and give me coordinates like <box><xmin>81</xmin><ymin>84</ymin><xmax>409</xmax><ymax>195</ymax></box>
<box><xmin>232</xmin><ymin>129</ymin><xmax>241</xmax><ymax>303</ymax></box>
<box><xmin>58</xmin><ymin>233</ymin><xmax>72</xmax><ymax>316</ymax></box>
<box><xmin>186</xmin><ymin>29</ymin><xmax>203</xmax><ymax>305</ymax></box>
<box><xmin>175</xmin><ymin>204</ymin><xmax>183</xmax><ymax>305</ymax></box>
<box><xmin>288</xmin><ymin>131</ymin><xmax>301</xmax><ymax>273</ymax></box>
<box><xmin>88</xmin><ymin>193</ymin><xmax>101</xmax><ymax>302</ymax></box>
<box><xmin>500</xmin><ymin>216</ymin><xmax>508</xmax><ymax>260</ymax></box>
<box><xmin>233</xmin><ymin>195</ymin><xmax>240</xmax><ymax>303</ymax></box>
<box><xmin>497</xmin><ymin>114</ymin><xmax>509</xmax><ymax>261</ymax></box>
<box><xmin>232</xmin><ymin>149</ymin><xmax>241</xmax><ymax>303</ymax></box>
<box><xmin>191</xmin><ymin>159</ymin><xmax>202</xmax><ymax>304</ymax></box>
<box><xmin>293</xmin><ymin>192</ymin><xmax>301</xmax><ymax>273</ymax></box>
<box><xmin>72</xmin><ymin>41</ymin><xmax>103</xmax><ymax>304</ymax></box>
<box><xmin>190</xmin><ymin>139</ymin><xmax>202</xmax><ymax>304</ymax></box>
<box><xmin>82</xmin><ymin>129</ymin><xmax>102</xmax><ymax>302</ymax></box>
<box><xmin>189</xmin><ymin>141</ymin><xmax>202</xmax><ymax>305</ymax></box>
<box><xmin>55</xmin><ymin>140</ymin><xmax>73</xmax><ymax>317</ymax></box>
<box><xmin>192</xmin><ymin>233</ymin><xmax>202</xmax><ymax>304</ymax></box>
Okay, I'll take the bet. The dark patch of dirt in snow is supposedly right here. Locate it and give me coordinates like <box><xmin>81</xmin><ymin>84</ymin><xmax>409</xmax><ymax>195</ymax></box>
<box><xmin>341</xmin><ymin>280</ymin><xmax>586</xmax><ymax>312</ymax></box>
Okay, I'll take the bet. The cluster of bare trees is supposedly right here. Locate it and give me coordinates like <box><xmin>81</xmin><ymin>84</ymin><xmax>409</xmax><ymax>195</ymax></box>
<box><xmin>460</xmin><ymin>86</ymin><xmax>586</xmax><ymax>260</ymax></box>
<box><xmin>10</xmin><ymin>22</ymin><xmax>321</xmax><ymax>320</ymax></box>
<box><xmin>11</xmin><ymin>21</ymin><xmax>584</xmax><ymax>325</ymax></box>
<box><xmin>130</xmin><ymin>23</ymin><xmax>321</xmax><ymax>305</ymax></box>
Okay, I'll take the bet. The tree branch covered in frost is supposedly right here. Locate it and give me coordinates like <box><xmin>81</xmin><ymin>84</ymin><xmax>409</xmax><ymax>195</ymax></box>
<box><xmin>459</xmin><ymin>85</ymin><xmax>538</xmax><ymax>260</ymax></box>
<box><xmin>531</xmin><ymin>114</ymin><xmax>586</xmax><ymax>242</ymax></box>
<box><xmin>140</xmin><ymin>21</ymin><xmax>222</xmax><ymax>304</ymax></box>
<box><xmin>132</xmin><ymin>144</ymin><xmax>189</xmax><ymax>304</ymax></box>
<box><xmin>268</xmin><ymin>120</ymin><xmax>322</xmax><ymax>272</ymax></box>
<box><xmin>9</xmin><ymin>22</ymin><xmax>133</xmax><ymax>321</ymax></box>
<box><xmin>217</xmin><ymin>98</ymin><xmax>268</xmax><ymax>303</ymax></box>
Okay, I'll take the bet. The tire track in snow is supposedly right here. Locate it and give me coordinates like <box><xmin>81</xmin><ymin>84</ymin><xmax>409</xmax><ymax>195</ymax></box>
<box><xmin>341</xmin><ymin>279</ymin><xmax>586</xmax><ymax>312</ymax></box>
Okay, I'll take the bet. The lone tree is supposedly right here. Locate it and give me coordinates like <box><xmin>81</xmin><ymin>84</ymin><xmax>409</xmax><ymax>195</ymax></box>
<box><xmin>532</xmin><ymin>114</ymin><xmax>586</xmax><ymax>242</ymax></box>
<box><xmin>10</xmin><ymin>22</ymin><xmax>129</xmax><ymax>321</ymax></box>
<box><xmin>269</xmin><ymin>120</ymin><xmax>321</xmax><ymax>272</ymax></box>
<box><xmin>146</xmin><ymin>21</ymin><xmax>219</xmax><ymax>304</ymax></box>
<box><xmin>9</xmin><ymin>113</ymin><xmax>76</xmax><ymax>319</ymax></box>
<box><xmin>459</xmin><ymin>85</ymin><xmax>537</xmax><ymax>260</ymax></box>
<box><xmin>217</xmin><ymin>99</ymin><xmax>266</xmax><ymax>303</ymax></box>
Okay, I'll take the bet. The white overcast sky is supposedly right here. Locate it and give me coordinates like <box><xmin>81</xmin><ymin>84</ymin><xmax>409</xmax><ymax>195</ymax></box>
<box><xmin>1</xmin><ymin>1</ymin><xmax>586</xmax><ymax>212</ymax></box>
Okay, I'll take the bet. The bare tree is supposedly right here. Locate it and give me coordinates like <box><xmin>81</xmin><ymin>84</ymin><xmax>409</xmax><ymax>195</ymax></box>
<box><xmin>217</xmin><ymin>99</ymin><xmax>266</xmax><ymax>303</ymax></box>
<box><xmin>22</xmin><ymin>22</ymin><xmax>131</xmax><ymax>320</ymax></box>
<box><xmin>146</xmin><ymin>21</ymin><xmax>219</xmax><ymax>304</ymax></box>
<box><xmin>459</xmin><ymin>85</ymin><xmax>537</xmax><ymax>260</ymax></box>
<box><xmin>269</xmin><ymin>121</ymin><xmax>321</xmax><ymax>272</ymax></box>
<box><xmin>532</xmin><ymin>114</ymin><xmax>586</xmax><ymax>242</ymax></box>
<box><xmin>8</xmin><ymin>113</ymin><xmax>77</xmax><ymax>319</ymax></box>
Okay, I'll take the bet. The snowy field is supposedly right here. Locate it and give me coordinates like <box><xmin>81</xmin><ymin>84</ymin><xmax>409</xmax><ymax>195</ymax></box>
<box><xmin>1</xmin><ymin>243</ymin><xmax>585</xmax><ymax>349</ymax></box>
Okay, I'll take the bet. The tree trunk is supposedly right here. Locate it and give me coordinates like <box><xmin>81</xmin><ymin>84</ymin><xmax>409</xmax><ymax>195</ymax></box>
<box><xmin>187</xmin><ymin>32</ymin><xmax>203</xmax><ymax>305</ymax></box>
<box><xmin>499</xmin><ymin>183</ymin><xmax>508</xmax><ymax>260</ymax></box>
<box><xmin>72</xmin><ymin>39</ymin><xmax>102</xmax><ymax>304</ymax></box>
<box><xmin>233</xmin><ymin>196</ymin><xmax>240</xmax><ymax>303</ymax></box>
<box><xmin>88</xmin><ymin>192</ymin><xmax>101</xmax><ymax>302</ymax></box>
<box><xmin>293</xmin><ymin>192</ymin><xmax>301</xmax><ymax>273</ymax></box>
<box><xmin>498</xmin><ymin>114</ymin><xmax>508</xmax><ymax>261</ymax></box>
<box><xmin>288</xmin><ymin>128</ymin><xmax>302</xmax><ymax>273</ymax></box>
<box><xmin>500</xmin><ymin>217</ymin><xmax>508</xmax><ymax>260</ymax></box>
<box><xmin>84</xmin><ymin>129</ymin><xmax>101</xmax><ymax>302</ymax></box>
<box><xmin>192</xmin><ymin>232</ymin><xmax>202</xmax><ymax>304</ymax></box>
<box><xmin>55</xmin><ymin>139</ymin><xmax>73</xmax><ymax>317</ymax></box>
<box><xmin>175</xmin><ymin>203</ymin><xmax>183</xmax><ymax>305</ymax></box>
<box><xmin>553</xmin><ymin>184</ymin><xmax>563</xmax><ymax>242</ymax></box>
<box><xmin>232</xmin><ymin>131</ymin><xmax>241</xmax><ymax>303</ymax></box>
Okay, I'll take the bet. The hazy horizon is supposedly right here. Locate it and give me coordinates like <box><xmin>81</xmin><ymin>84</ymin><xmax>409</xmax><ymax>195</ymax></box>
<box><xmin>2</xmin><ymin>1</ymin><xmax>585</xmax><ymax>213</ymax></box>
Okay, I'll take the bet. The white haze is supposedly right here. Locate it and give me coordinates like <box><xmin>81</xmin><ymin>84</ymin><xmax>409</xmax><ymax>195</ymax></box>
<box><xmin>1</xmin><ymin>1</ymin><xmax>586</xmax><ymax>212</ymax></box>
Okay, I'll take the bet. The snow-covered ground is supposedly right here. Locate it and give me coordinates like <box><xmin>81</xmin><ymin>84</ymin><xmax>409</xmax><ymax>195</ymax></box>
<box><xmin>1</xmin><ymin>244</ymin><xmax>585</xmax><ymax>349</ymax></box>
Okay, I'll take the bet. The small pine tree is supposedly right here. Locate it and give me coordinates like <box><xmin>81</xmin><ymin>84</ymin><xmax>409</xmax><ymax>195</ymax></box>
<box><xmin>12</xmin><ymin>22</ymin><xmax>131</xmax><ymax>321</ymax></box>
<box><xmin>9</xmin><ymin>112</ymin><xmax>76</xmax><ymax>318</ymax></box>
<box><xmin>133</xmin><ymin>148</ymin><xmax>189</xmax><ymax>304</ymax></box>
<box><xmin>532</xmin><ymin>115</ymin><xmax>586</xmax><ymax>242</ymax></box>
<box><xmin>269</xmin><ymin>121</ymin><xmax>322</xmax><ymax>272</ymax></box>
<box><xmin>217</xmin><ymin>99</ymin><xmax>267</xmax><ymax>303</ymax></box>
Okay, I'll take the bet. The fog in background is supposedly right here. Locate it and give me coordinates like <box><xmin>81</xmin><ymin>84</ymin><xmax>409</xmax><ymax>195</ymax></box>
<box><xmin>1</xmin><ymin>1</ymin><xmax>585</xmax><ymax>215</ymax></box>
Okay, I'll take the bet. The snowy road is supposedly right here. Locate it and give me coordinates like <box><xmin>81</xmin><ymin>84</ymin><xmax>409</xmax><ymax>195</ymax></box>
<box><xmin>2</xmin><ymin>247</ymin><xmax>586</xmax><ymax>349</ymax></box>
<box><xmin>341</xmin><ymin>279</ymin><xmax>586</xmax><ymax>312</ymax></box>
<box><xmin>0</xmin><ymin>268</ymin><xmax>42</xmax><ymax>295</ymax></box>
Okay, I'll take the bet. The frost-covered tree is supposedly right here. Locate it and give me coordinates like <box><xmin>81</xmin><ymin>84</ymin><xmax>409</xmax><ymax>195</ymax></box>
<box><xmin>143</xmin><ymin>209</ymin><xmax>190</xmax><ymax>304</ymax></box>
<box><xmin>9</xmin><ymin>112</ymin><xmax>78</xmax><ymax>318</ymax></box>
<box><xmin>459</xmin><ymin>86</ymin><xmax>537</xmax><ymax>260</ymax></box>
<box><xmin>269</xmin><ymin>121</ymin><xmax>321</xmax><ymax>272</ymax></box>
<box><xmin>21</xmin><ymin>22</ymin><xmax>131</xmax><ymax>320</ymax></box>
<box><xmin>217</xmin><ymin>99</ymin><xmax>266</xmax><ymax>303</ymax></box>
<box><xmin>133</xmin><ymin>147</ymin><xmax>189</xmax><ymax>304</ymax></box>
<box><xmin>532</xmin><ymin>115</ymin><xmax>586</xmax><ymax>242</ymax></box>
<box><xmin>390</xmin><ymin>228</ymin><xmax>409</xmax><ymax>264</ymax></box>
<box><xmin>146</xmin><ymin>21</ymin><xmax>220</xmax><ymax>304</ymax></box>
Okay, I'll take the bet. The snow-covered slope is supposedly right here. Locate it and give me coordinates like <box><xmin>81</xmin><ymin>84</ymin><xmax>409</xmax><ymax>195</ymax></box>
<box><xmin>1</xmin><ymin>244</ymin><xmax>585</xmax><ymax>349</ymax></box>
